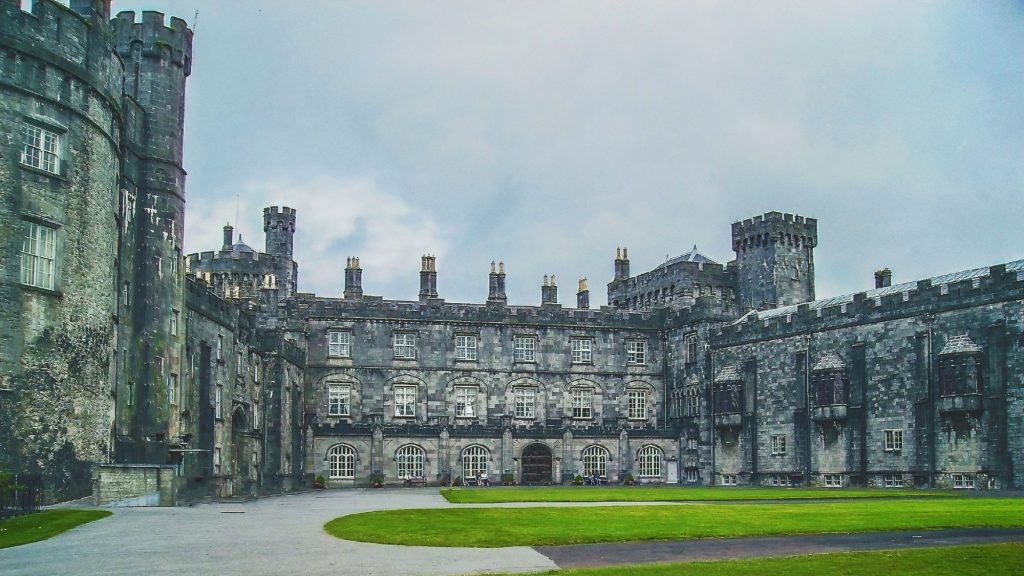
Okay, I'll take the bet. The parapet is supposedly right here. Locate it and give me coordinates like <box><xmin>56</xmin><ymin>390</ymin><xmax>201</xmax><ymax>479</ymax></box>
<box><xmin>731</xmin><ymin>211</ymin><xmax>818</xmax><ymax>251</ymax></box>
<box><xmin>263</xmin><ymin>206</ymin><xmax>297</xmax><ymax>232</ymax></box>
<box><xmin>113</xmin><ymin>10</ymin><xmax>193</xmax><ymax>74</ymax></box>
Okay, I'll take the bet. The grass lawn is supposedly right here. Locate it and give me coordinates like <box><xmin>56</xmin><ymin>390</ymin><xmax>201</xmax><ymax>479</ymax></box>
<box><xmin>324</xmin><ymin>498</ymin><xmax>1024</xmax><ymax>547</ymax></box>
<box><xmin>441</xmin><ymin>486</ymin><xmax>955</xmax><ymax>504</ymax></box>
<box><xmin>0</xmin><ymin>509</ymin><xmax>112</xmax><ymax>549</ymax></box>
<box><xmin>486</xmin><ymin>542</ymin><xmax>1024</xmax><ymax>576</ymax></box>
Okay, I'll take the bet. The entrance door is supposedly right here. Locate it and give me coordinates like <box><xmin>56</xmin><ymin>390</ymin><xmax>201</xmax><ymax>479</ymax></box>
<box><xmin>521</xmin><ymin>444</ymin><xmax>553</xmax><ymax>485</ymax></box>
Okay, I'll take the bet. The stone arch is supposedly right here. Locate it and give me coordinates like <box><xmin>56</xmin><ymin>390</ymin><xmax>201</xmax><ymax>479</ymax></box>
<box><xmin>564</xmin><ymin>378</ymin><xmax>603</xmax><ymax>421</ymax></box>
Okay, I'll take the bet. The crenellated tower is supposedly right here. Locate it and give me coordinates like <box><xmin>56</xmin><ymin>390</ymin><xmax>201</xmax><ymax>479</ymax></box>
<box><xmin>732</xmin><ymin>212</ymin><xmax>817</xmax><ymax>310</ymax></box>
<box><xmin>264</xmin><ymin>206</ymin><xmax>298</xmax><ymax>299</ymax></box>
<box><xmin>112</xmin><ymin>10</ymin><xmax>193</xmax><ymax>463</ymax></box>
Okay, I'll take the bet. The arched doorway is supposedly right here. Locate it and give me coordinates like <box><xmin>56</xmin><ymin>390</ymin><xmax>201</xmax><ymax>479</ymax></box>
<box><xmin>231</xmin><ymin>408</ymin><xmax>249</xmax><ymax>496</ymax></box>
<box><xmin>521</xmin><ymin>444</ymin><xmax>552</xmax><ymax>485</ymax></box>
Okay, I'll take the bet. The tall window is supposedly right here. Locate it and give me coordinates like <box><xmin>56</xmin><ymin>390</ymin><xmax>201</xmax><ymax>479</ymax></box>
<box><xmin>627</xmin><ymin>389</ymin><xmax>646</xmax><ymax>420</ymax></box>
<box><xmin>167</xmin><ymin>373</ymin><xmax>178</xmax><ymax>405</ymax></box>
<box><xmin>771</xmin><ymin>435</ymin><xmax>787</xmax><ymax>455</ymax></box>
<box><xmin>514</xmin><ymin>335</ymin><xmax>536</xmax><ymax>362</ymax></box>
<box><xmin>571</xmin><ymin>338</ymin><xmax>592</xmax><ymax>363</ymax></box>
<box><xmin>884</xmin><ymin>429</ymin><xmax>903</xmax><ymax>452</ymax></box>
<box><xmin>714</xmin><ymin>381</ymin><xmax>743</xmax><ymax>414</ymax></box>
<box><xmin>328</xmin><ymin>384</ymin><xmax>351</xmax><ymax>416</ymax></box>
<box><xmin>328</xmin><ymin>330</ymin><xmax>351</xmax><ymax>358</ymax></box>
<box><xmin>572</xmin><ymin>388</ymin><xmax>593</xmax><ymax>419</ymax></box>
<box><xmin>20</xmin><ymin>222</ymin><xmax>56</xmax><ymax>290</ymax></box>
<box><xmin>21</xmin><ymin>123</ymin><xmax>60</xmax><ymax>174</ymax></box>
<box><xmin>814</xmin><ymin>371</ymin><xmax>847</xmax><ymax>405</ymax></box>
<box><xmin>455</xmin><ymin>335</ymin><xmax>478</xmax><ymax>361</ymax></box>
<box><xmin>215</xmin><ymin>385</ymin><xmax>223</xmax><ymax>419</ymax></box>
<box><xmin>684</xmin><ymin>386</ymin><xmax>700</xmax><ymax>417</ymax></box>
<box><xmin>581</xmin><ymin>445</ymin><xmax>608</xmax><ymax>477</ymax></box>
<box><xmin>684</xmin><ymin>333</ymin><xmax>698</xmax><ymax>364</ymax></box>
<box><xmin>396</xmin><ymin>445</ymin><xmax>424</xmax><ymax>479</ymax></box>
<box><xmin>394</xmin><ymin>385</ymin><xmax>417</xmax><ymax>417</ymax></box>
<box><xmin>394</xmin><ymin>333</ymin><xmax>416</xmax><ymax>359</ymax></box>
<box><xmin>170</xmin><ymin>310</ymin><xmax>179</xmax><ymax>336</ymax></box>
<box><xmin>626</xmin><ymin>340</ymin><xmax>647</xmax><ymax>365</ymax></box>
<box><xmin>455</xmin><ymin>386</ymin><xmax>476</xmax><ymax>418</ymax></box>
<box><xmin>213</xmin><ymin>446</ymin><xmax>222</xmax><ymax>475</ymax></box>
<box><xmin>462</xmin><ymin>445</ymin><xmax>488</xmax><ymax>479</ymax></box>
<box><xmin>637</xmin><ymin>445</ymin><xmax>663</xmax><ymax>477</ymax></box>
<box><xmin>327</xmin><ymin>444</ymin><xmax>356</xmax><ymax>479</ymax></box>
<box><xmin>514</xmin><ymin>387</ymin><xmax>536</xmax><ymax>419</ymax></box>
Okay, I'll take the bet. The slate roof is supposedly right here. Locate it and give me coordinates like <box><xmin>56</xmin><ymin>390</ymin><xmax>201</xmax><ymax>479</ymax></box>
<box><xmin>939</xmin><ymin>334</ymin><xmax>983</xmax><ymax>356</ymax></box>
<box><xmin>660</xmin><ymin>245</ymin><xmax>720</xmax><ymax>268</ymax></box>
<box><xmin>231</xmin><ymin>235</ymin><xmax>256</xmax><ymax>254</ymax></box>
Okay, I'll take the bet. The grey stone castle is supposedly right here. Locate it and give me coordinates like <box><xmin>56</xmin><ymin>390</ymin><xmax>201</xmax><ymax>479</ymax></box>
<box><xmin>1</xmin><ymin>1</ymin><xmax>1022</xmax><ymax>504</ymax></box>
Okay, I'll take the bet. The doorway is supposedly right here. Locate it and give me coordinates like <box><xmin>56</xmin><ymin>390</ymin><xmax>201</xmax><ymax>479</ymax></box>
<box><xmin>520</xmin><ymin>443</ymin><xmax>553</xmax><ymax>485</ymax></box>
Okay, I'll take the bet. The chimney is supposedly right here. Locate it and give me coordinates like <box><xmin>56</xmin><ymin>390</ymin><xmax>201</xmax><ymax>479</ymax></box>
<box><xmin>222</xmin><ymin>224</ymin><xmax>234</xmax><ymax>250</ymax></box>
<box><xmin>874</xmin><ymin>268</ymin><xmax>892</xmax><ymax>289</ymax></box>
<box><xmin>577</xmin><ymin>278</ymin><xmax>590</xmax><ymax>309</ymax></box>
<box><xmin>419</xmin><ymin>255</ymin><xmax>438</xmax><ymax>301</ymax></box>
<box><xmin>614</xmin><ymin>247</ymin><xmax>630</xmax><ymax>280</ymax></box>
<box><xmin>541</xmin><ymin>274</ymin><xmax>558</xmax><ymax>305</ymax></box>
<box><xmin>344</xmin><ymin>256</ymin><xmax>363</xmax><ymax>299</ymax></box>
<box><xmin>487</xmin><ymin>261</ymin><xmax>507</xmax><ymax>304</ymax></box>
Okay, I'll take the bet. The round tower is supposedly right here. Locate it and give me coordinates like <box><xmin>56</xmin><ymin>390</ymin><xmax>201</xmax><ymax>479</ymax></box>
<box><xmin>264</xmin><ymin>206</ymin><xmax>298</xmax><ymax>298</ymax></box>
<box><xmin>731</xmin><ymin>212</ymin><xmax>817</xmax><ymax>310</ymax></box>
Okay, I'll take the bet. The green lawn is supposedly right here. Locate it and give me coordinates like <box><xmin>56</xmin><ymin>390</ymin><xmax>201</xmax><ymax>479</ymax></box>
<box><xmin>487</xmin><ymin>543</ymin><xmax>1024</xmax><ymax>576</ymax></box>
<box><xmin>0</xmin><ymin>509</ymin><xmax>112</xmax><ymax>549</ymax></box>
<box><xmin>325</xmin><ymin>498</ymin><xmax>1024</xmax><ymax>547</ymax></box>
<box><xmin>441</xmin><ymin>486</ymin><xmax>955</xmax><ymax>504</ymax></box>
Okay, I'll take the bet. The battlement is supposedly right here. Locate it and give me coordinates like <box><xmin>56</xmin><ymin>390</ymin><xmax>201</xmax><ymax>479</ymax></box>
<box><xmin>713</xmin><ymin>259</ymin><xmax>1024</xmax><ymax>345</ymax></box>
<box><xmin>731</xmin><ymin>211</ymin><xmax>818</xmax><ymax>249</ymax></box>
<box><xmin>264</xmin><ymin>206</ymin><xmax>297</xmax><ymax>217</ymax></box>
<box><xmin>263</xmin><ymin>206</ymin><xmax>297</xmax><ymax>232</ymax></box>
<box><xmin>113</xmin><ymin>10</ymin><xmax>193</xmax><ymax>74</ymax></box>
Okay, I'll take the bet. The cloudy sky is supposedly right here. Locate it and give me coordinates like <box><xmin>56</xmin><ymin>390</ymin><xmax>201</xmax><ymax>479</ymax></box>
<box><xmin>111</xmin><ymin>0</ymin><xmax>1024</xmax><ymax>305</ymax></box>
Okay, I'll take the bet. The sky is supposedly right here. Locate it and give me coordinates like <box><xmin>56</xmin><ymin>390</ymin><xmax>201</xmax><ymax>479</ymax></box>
<box><xmin>107</xmin><ymin>0</ymin><xmax>1024</xmax><ymax>306</ymax></box>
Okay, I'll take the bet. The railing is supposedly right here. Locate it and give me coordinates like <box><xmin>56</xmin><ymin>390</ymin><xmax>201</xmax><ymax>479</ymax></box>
<box><xmin>1</xmin><ymin>474</ymin><xmax>43</xmax><ymax>518</ymax></box>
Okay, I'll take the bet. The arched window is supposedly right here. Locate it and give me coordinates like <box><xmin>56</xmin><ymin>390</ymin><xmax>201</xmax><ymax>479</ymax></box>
<box><xmin>396</xmin><ymin>445</ymin><xmax>425</xmax><ymax>479</ymax></box>
<box><xmin>462</xmin><ymin>445</ymin><xmax>489</xmax><ymax>479</ymax></box>
<box><xmin>637</xmin><ymin>445</ymin><xmax>663</xmax><ymax>477</ymax></box>
<box><xmin>582</xmin><ymin>445</ymin><xmax>608</xmax><ymax>477</ymax></box>
<box><xmin>327</xmin><ymin>444</ymin><xmax>356</xmax><ymax>479</ymax></box>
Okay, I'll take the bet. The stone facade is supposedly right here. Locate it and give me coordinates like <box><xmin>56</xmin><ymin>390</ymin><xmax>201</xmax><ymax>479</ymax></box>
<box><xmin>2</xmin><ymin>1</ymin><xmax>1022</xmax><ymax>504</ymax></box>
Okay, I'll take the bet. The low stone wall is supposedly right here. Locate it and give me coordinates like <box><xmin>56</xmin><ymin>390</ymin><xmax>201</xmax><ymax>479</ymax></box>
<box><xmin>93</xmin><ymin>464</ymin><xmax>176</xmax><ymax>507</ymax></box>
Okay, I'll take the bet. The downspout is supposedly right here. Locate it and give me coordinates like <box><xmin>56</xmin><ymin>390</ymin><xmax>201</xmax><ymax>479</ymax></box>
<box><xmin>926</xmin><ymin>316</ymin><xmax>936</xmax><ymax>488</ymax></box>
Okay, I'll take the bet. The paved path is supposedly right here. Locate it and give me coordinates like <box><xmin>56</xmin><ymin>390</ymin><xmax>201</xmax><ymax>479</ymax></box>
<box><xmin>4</xmin><ymin>490</ymin><xmax>1023</xmax><ymax>576</ymax></box>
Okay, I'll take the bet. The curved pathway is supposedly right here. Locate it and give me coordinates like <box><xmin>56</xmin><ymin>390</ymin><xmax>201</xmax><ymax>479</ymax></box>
<box><xmin>3</xmin><ymin>489</ymin><xmax>1022</xmax><ymax>576</ymax></box>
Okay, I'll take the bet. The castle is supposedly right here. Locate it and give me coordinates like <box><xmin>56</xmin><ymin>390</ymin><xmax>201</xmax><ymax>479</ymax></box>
<box><xmin>1</xmin><ymin>1</ymin><xmax>1022</xmax><ymax>504</ymax></box>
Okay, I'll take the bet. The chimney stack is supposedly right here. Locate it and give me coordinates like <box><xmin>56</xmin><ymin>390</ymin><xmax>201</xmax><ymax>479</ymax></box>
<box><xmin>419</xmin><ymin>255</ymin><xmax>438</xmax><ymax>301</ymax></box>
<box><xmin>541</xmin><ymin>274</ymin><xmax>558</xmax><ymax>305</ymax></box>
<box><xmin>874</xmin><ymin>268</ymin><xmax>892</xmax><ymax>289</ymax></box>
<box><xmin>614</xmin><ymin>247</ymin><xmax>630</xmax><ymax>280</ymax></box>
<box><xmin>222</xmin><ymin>224</ymin><xmax>234</xmax><ymax>250</ymax></box>
<box><xmin>487</xmin><ymin>261</ymin><xmax>507</xmax><ymax>304</ymax></box>
<box><xmin>577</xmin><ymin>277</ymin><xmax>590</xmax><ymax>309</ymax></box>
<box><xmin>344</xmin><ymin>256</ymin><xmax>363</xmax><ymax>299</ymax></box>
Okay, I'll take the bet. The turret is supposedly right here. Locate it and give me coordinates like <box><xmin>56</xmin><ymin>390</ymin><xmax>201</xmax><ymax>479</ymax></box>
<box><xmin>263</xmin><ymin>206</ymin><xmax>297</xmax><ymax>298</ymax></box>
<box><xmin>487</xmin><ymin>261</ymin><xmax>507</xmax><ymax>304</ymax></box>
<box><xmin>577</xmin><ymin>278</ymin><xmax>590</xmax><ymax>309</ymax></box>
<box><xmin>419</xmin><ymin>255</ymin><xmax>438</xmax><ymax>300</ymax></box>
<box><xmin>344</xmin><ymin>257</ymin><xmax>363</xmax><ymax>299</ymax></box>
<box><xmin>732</xmin><ymin>212</ymin><xmax>817</xmax><ymax>310</ymax></box>
<box><xmin>541</xmin><ymin>275</ymin><xmax>558</xmax><ymax>305</ymax></box>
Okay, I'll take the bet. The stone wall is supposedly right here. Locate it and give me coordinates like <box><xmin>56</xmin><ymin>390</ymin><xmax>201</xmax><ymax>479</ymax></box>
<box><xmin>93</xmin><ymin>464</ymin><xmax>175</xmax><ymax>506</ymax></box>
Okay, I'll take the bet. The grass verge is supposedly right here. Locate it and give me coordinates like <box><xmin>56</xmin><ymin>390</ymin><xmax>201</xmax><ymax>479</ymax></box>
<box><xmin>324</xmin><ymin>498</ymin><xmax>1024</xmax><ymax>547</ymax></box>
<box><xmin>441</xmin><ymin>486</ymin><xmax>955</xmax><ymax>504</ymax></box>
<box><xmin>487</xmin><ymin>542</ymin><xmax>1024</xmax><ymax>576</ymax></box>
<box><xmin>0</xmin><ymin>509</ymin><xmax>112</xmax><ymax>549</ymax></box>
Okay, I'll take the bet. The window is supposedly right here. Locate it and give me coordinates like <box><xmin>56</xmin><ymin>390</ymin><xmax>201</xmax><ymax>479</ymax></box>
<box><xmin>394</xmin><ymin>385</ymin><xmax>416</xmax><ymax>417</ymax></box>
<box><xmin>637</xmin><ymin>445</ymin><xmax>662</xmax><ymax>477</ymax></box>
<box><xmin>627</xmin><ymin>389</ymin><xmax>646</xmax><ymax>420</ymax></box>
<box><xmin>771</xmin><ymin>435</ymin><xmax>787</xmax><ymax>455</ymax></box>
<box><xmin>514</xmin><ymin>335</ymin><xmax>536</xmax><ymax>362</ymax></box>
<box><xmin>125</xmin><ymin>380</ymin><xmax>133</xmax><ymax>406</ymax></box>
<box><xmin>170</xmin><ymin>310</ymin><xmax>179</xmax><ymax>336</ymax></box>
<box><xmin>884</xmin><ymin>429</ymin><xmax>903</xmax><ymax>452</ymax></box>
<box><xmin>687</xmin><ymin>437</ymin><xmax>698</xmax><ymax>451</ymax></box>
<box><xmin>213</xmin><ymin>446</ymin><xmax>222</xmax><ymax>475</ymax></box>
<box><xmin>769</xmin><ymin>474</ymin><xmax>792</xmax><ymax>487</ymax></box>
<box><xmin>123</xmin><ymin>282</ymin><xmax>131</xmax><ymax>307</ymax></box>
<box><xmin>455</xmin><ymin>386</ymin><xmax>477</xmax><ymax>418</ymax></box>
<box><xmin>327</xmin><ymin>444</ymin><xmax>356</xmax><ymax>479</ymax></box>
<box><xmin>21</xmin><ymin>123</ymin><xmax>60</xmax><ymax>174</ymax></box>
<box><xmin>253</xmin><ymin>402</ymin><xmax>260</xmax><ymax>429</ymax></box>
<box><xmin>714</xmin><ymin>381</ymin><xmax>743</xmax><ymax>414</ymax></box>
<box><xmin>396</xmin><ymin>445</ymin><xmax>424</xmax><ymax>479</ymax></box>
<box><xmin>884</xmin><ymin>474</ymin><xmax>904</xmax><ymax>488</ymax></box>
<box><xmin>328</xmin><ymin>330</ymin><xmax>351</xmax><ymax>358</ymax></box>
<box><xmin>455</xmin><ymin>335</ymin><xmax>478</xmax><ymax>361</ymax></box>
<box><xmin>685</xmin><ymin>468</ymin><xmax>699</xmax><ymax>483</ymax></box>
<box><xmin>571</xmin><ymin>388</ymin><xmax>593</xmax><ymax>419</ymax></box>
<box><xmin>394</xmin><ymin>333</ymin><xmax>416</xmax><ymax>359</ymax></box>
<box><xmin>581</xmin><ymin>445</ymin><xmax>608</xmax><ymax>477</ymax></box>
<box><xmin>514</xmin><ymin>387</ymin><xmax>535</xmax><ymax>419</ymax></box>
<box><xmin>814</xmin><ymin>370</ymin><xmax>847</xmax><ymax>405</ymax></box>
<box><xmin>684</xmin><ymin>333</ymin><xmax>698</xmax><ymax>364</ymax></box>
<box><xmin>626</xmin><ymin>340</ymin><xmax>647</xmax><ymax>365</ymax></box>
<box><xmin>217</xmin><ymin>335</ymin><xmax>223</xmax><ymax>361</ymax></box>
<box><xmin>571</xmin><ymin>338</ymin><xmax>592</xmax><ymax>363</ymax></box>
<box><xmin>462</xmin><ymin>445</ymin><xmax>488</xmax><ymax>479</ymax></box>
<box><xmin>684</xmin><ymin>386</ymin><xmax>700</xmax><ymax>417</ymax></box>
<box><xmin>20</xmin><ymin>221</ymin><xmax>56</xmax><ymax>290</ymax></box>
<box><xmin>721</xmin><ymin>474</ymin><xmax>738</xmax><ymax>486</ymax></box>
<box><xmin>237</xmin><ymin>351</ymin><xmax>244</xmax><ymax>373</ymax></box>
<box><xmin>952</xmin><ymin>474</ymin><xmax>975</xmax><ymax>489</ymax></box>
<box><xmin>215</xmin><ymin>385</ymin><xmax>223</xmax><ymax>419</ymax></box>
<box><xmin>167</xmin><ymin>373</ymin><xmax>177</xmax><ymax>405</ymax></box>
<box><xmin>823</xmin><ymin>474</ymin><xmax>843</xmax><ymax>488</ymax></box>
<box><xmin>328</xmin><ymin>384</ymin><xmax>351</xmax><ymax>416</ymax></box>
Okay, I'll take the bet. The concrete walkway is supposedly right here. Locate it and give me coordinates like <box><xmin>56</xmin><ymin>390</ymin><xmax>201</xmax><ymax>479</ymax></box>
<box><xmin>4</xmin><ymin>490</ymin><xmax>1023</xmax><ymax>576</ymax></box>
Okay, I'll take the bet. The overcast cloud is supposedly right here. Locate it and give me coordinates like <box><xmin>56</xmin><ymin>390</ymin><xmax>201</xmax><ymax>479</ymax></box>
<box><xmin>111</xmin><ymin>0</ymin><xmax>1024</xmax><ymax>305</ymax></box>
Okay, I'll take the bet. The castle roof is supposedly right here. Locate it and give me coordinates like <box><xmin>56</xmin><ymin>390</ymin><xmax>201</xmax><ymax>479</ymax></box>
<box><xmin>230</xmin><ymin>236</ymin><xmax>256</xmax><ymax>254</ymax></box>
<box><xmin>939</xmin><ymin>334</ymin><xmax>983</xmax><ymax>356</ymax></box>
<box><xmin>659</xmin><ymin>245</ymin><xmax>720</xmax><ymax>268</ymax></box>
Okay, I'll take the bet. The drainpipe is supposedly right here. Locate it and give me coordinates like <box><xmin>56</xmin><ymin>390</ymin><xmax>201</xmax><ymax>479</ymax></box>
<box><xmin>926</xmin><ymin>316</ymin><xmax>936</xmax><ymax>488</ymax></box>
